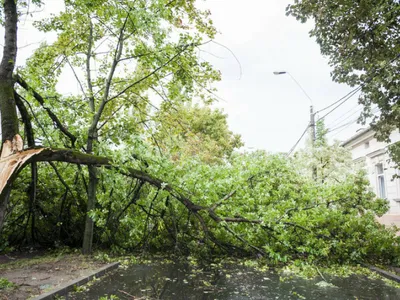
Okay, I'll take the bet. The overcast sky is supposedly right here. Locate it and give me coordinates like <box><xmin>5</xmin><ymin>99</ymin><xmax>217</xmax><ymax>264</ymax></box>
<box><xmin>196</xmin><ymin>0</ymin><xmax>367</xmax><ymax>153</ymax></box>
<box><xmin>8</xmin><ymin>0</ymin><xmax>367</xmax><ymax>153</ymax></box>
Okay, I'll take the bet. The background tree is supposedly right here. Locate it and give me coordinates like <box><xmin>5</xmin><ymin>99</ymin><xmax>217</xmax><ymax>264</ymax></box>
<box><xmin>153</xmin><ymin>103</ymin><xmax>243</xmax><ymax>163</ymax></box>
<box><xmin>294</xmin><ymin>120</ymin><xmax>355</xmax><ymax>184</ymax></box>
<box><xmin>287</xmin><ymin>0</ymin><xmax>400</xmax><ymax>164</ymax></box>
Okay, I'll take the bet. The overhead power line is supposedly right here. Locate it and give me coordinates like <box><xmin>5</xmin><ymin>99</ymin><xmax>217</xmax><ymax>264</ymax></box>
<box><xmin>316</xmin><ymin>52</ymin><xmax>400</xmax><ymax>119</ymax></box>
<box><xmin>287</xmin><ymin>123</ymin><xmax>310</xmax><ymax>157</ymax></box>
<box><xmin>326</xmin><ymin>103</ymin><xmax>361</xmax><ymax>128</ymax></box>
<box><xmin>318</xmin><ymin>86</ymin><xmax>362</xmax><ymax>120</ymax></box>
<box><xmin>317</xmin><ymin>86</ymin><xmax>361</xmax><ymax>115</ymax></box>
<box><xmin>327</xmin><ymin>106</ymin><xmax>379</xmax><ymax>134</ymax></box>
<box><xmin>327</xmin><ymin>119</ymin><xmax>360</xmax><ymax>134</ymax></box>
<box><xmin>327</xmin><ymin>106</ymin><xmax>364</xmax><ymax>130</ymax></box>
<box><xmin>329</xmin><ymin>121</ymin><xmax>357</xmax><ymax>139</ymax></box>
<box><xmin>330</xmin><ymin>106</ymin><xmax>379</xmax><ymax>131</ymax></box>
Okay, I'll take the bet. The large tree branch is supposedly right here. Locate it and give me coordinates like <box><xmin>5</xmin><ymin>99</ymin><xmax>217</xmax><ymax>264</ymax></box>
<box><xmin>1</xmin><ymin>146</ymin><xmax>327</xmax><ymax>242</ymax></box>
<box><xmin>14</xmin><ymin>74</ymin><xmax>77</xmax><ymax>146</ymax></box>
<box><xmin>0</xmin><ymin>148</ymin><xmax>204</xmax><ymax>212</ymax></box>
<box><xmin>0</xmin><ymin>147</ymin><xmax>267</xmax><ymax>232</ymax></box>
<box><xmin>17</xmin><ymin>93</ymin><xmax>54</xmax><ymax>146</ymax></box>
<box><xmin>14</xmin><ymin>92</ymin><xmax>38</xmax><ymax>243</ymax></box>
<box><xmin>14</xmin><ymin>92</ymin><xmax>34</xmax><ymax>147</ymax></box>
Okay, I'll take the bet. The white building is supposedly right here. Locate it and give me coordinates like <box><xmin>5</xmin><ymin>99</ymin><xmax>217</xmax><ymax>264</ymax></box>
<box><xmin>342</xmin><ymin>128</ymin><xmax>400</xmax><ymax>227</ymax></box>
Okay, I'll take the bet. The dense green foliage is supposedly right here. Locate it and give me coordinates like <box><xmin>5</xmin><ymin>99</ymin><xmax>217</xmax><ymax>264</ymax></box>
<box><xmin>0</xmin><ymin>0</ymin><xmax>399</xmax><ymax>267</ymax></box>
<box><xmin>154</xmin><ymin>103</ymin><xmax>243</xmax><ymax>162</ymax></box>
<box><xmin>3</xmin><ymin>140</ymin><xmax>399</xmax><ymax>265</ymax></box>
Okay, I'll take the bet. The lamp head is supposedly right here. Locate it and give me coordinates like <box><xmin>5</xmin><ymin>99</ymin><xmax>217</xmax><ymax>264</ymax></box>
<box><xmin>273</xmin><ymin>71</ymin><xmax>287</xmax><ymax>75</ymax></box>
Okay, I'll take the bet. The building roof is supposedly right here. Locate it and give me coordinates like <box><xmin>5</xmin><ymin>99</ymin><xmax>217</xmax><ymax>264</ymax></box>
<box><xmin>341</xmin><ymin>127</ymin><xmax>373</xmax><ymax>147</ymax></box>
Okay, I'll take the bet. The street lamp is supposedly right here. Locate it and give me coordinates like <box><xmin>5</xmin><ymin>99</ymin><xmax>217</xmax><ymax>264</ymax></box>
<box><xmin>273</xmin><ymin>71</ymin><xmax>316</xmax><ymax>144</ymax></box>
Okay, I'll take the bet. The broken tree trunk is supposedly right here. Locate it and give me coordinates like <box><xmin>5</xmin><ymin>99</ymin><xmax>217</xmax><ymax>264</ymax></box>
<box><xmin>0</xmin><ymin>0</ymin><xmax>20</xmax><ymax>231</ymax></box>
<box><xmin>0</xmin><ymin>146</ymin><xmax>43</xmax><ymax>230</ymax></box>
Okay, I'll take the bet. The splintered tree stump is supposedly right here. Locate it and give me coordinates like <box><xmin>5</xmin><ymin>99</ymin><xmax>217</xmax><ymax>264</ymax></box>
<box><xmin>0</xmin><ymin>135</ymin><xmax>44</xmax><ymax>195</ymax></box>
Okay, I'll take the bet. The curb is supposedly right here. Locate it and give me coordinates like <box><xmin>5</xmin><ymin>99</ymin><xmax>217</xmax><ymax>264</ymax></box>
<box><xmin>366</xmin><ymin>265</ymin><xmax>400</xmax><ymax>283</ymax></box>
<box><xmin>32</xmin><ymin>261</ymin><xmax>120</xmax><ymax>300</ymax></box>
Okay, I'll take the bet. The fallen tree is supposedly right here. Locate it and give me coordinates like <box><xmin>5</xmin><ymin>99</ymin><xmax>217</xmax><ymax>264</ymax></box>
<box><xmin>1</xmin><ymin>0</ymin><xmax>399</xmax><ymax>266</ymax></box>
<box><xmin>2</xmin><ymin>143</ymin><xmax>399</xmax><ymax>264</ymax></box>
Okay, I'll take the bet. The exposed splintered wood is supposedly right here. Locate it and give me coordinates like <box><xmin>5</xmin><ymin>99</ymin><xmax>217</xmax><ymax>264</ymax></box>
<box><xmin>0</xmin><ymin>136</ymin><xmax>44</xmax><ymax>195</ymax></box>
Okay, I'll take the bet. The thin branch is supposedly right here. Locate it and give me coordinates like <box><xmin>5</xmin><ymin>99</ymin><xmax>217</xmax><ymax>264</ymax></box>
<box><xmin>65</xmin><ymin>56</ymin><xmax>87</xmax><ymax>98</ymax></box>
<box><xmin>97</xmin><ymin>103</ymin><xmax>125</xmax><ymax>131</ymax></box>
<box><xmin>107</xmin><ymin>45</ymin><xmax>191</xmax><ymax>102</ymax></box>
<box><xmin>115</xmin><ymin>181</ymin><xmax>144</xmax><ymax>222</ymax></box>
<box><xmin>222</xmin><ymin>224</ymin><xmax>266</xmax><ymax>255</ymax></box>
<box><xmin>210</xmin><ymin>190</ymin><xmax>236</xmax><ymax>211</ymax></box>
<box><xmin>48</xmin><ymin>161</ymin><xmax>83</xmax><ymax>208</ymax></box>
<box><xmin>86</xmin><ymin>18</ymin><xmax>95</xmax><ymax>111</ymax></box>
<box><xmin>92</xmin><ymin>16</ymin><xmax>118</xmax><ymax>37</ymax></box>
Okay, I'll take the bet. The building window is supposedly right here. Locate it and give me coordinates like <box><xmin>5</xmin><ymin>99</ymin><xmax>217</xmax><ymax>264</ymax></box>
<box><xmin>376</xmin><ymin>163</ymin><xmax>386</xmax><ymax>198</ymax></box>
<box><xmin>396</xmin><ymin>169</ymin><xmax>400</xmax><ymax>201</ymax></box>
<box><xmin>364</xmin><ymin>141</ymin><xmax>370</xmax><ymax>149</ymax></box>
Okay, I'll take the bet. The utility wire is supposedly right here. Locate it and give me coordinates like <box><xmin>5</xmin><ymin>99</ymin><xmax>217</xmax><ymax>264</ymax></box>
<box><xmin>316</xmin><ymin>52</ymin><xmax>400</xmax><ymax>118</ymax></box>
<box><xmin>285</xmin><ymin>54</ymin><xmax>398</xmax><ymax>155</ymax></box>
<box><xmin>317</xmin><ymin>86</ymin><xmax>361</xmax><ymax>115</ymax></box>
<box><xmin>318</xmin><ymin>86</ymin><xmax>362</xmax><ymax>120</ymax></box>
<box><xmin>287</xmin><ymin>123</ymin><xmax>310</xmax><ymax>157</ymax></box>
<box><xmin>285</xmin><ymin>53</ymin><xmax>398</xmax><ymax>151</ymax></box>
<box><xmin>327</xmin><ymin>106</ymin><xmax>364</xmax><ymax>130</ymax></box>
<box><xmin>326</xmin><ymin>103</ymin><xmax>361</xmax><ymax>128</ymax></box>
<box><xmin>329</xmin><ymin>121</ymin><xmax>357</xmax><ymax>139</ymax></box>
<box><xmin>327</xmin><ymin>106</ymin><xmax>379</xmax><ymax>133</ymax></box>
<box><xmin>328</xmin><ymin>107</ymin><xmax>380</xmax><ymax>138</ymax></box>
<box><xmin>327</xmin><ymin>118</ymin><xmax>360</xmax><ymax>133</ymax></box>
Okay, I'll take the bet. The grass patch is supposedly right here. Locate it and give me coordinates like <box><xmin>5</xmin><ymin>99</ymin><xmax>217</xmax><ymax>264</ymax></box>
<box><xmin>0</xmin><ymin>277</ymin><xmax>16</xmax><ymax>289</ymax></box>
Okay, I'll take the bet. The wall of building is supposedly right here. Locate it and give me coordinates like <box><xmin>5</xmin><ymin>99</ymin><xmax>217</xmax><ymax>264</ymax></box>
<box><xmin>346</xmin><ymin>130</ymin><xmax>400</xmax><ymax>215</ymax></box>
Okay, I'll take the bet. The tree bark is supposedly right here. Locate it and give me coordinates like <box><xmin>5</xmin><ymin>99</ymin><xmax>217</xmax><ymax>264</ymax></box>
<box><xmin>0</xmin><ymin>0</ymin><xmax>19</xmax><ymax>232</ymax></box>
<box><xmin>15</xmin><ymin>92</ymin><xmax>37</xmax><ymax>243</ymax></box>
<box><xmin>82</xmin><ymin>17</ymin><xmax>97</xmax><ymax>254</ymax></box>
<box><xmin>82</xmin><ymin>14</ymin><xmax>126</xmax><ymax>254</ymax></box>
<box><xmin>82</xmin><ymin>164</ymin><xmax>97</xmax><ymax>254</ymax></box>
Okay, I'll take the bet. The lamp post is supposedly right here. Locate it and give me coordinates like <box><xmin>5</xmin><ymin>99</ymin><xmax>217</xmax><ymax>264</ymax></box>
<box><xmin>273</xmin><ymin>71</ymin><xmax>316</xmax><ymax>145</ymax></box>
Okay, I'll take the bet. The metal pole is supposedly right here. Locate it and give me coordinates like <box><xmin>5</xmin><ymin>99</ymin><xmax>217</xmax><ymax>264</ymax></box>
<box><xmin>310</xmin><ymin>105</ymin><xmax>316</xmax><ymax>145</ymax></box>
<box><xmin>310</xmin><ymin>105</ymin><xmax>317</xmax><ymax>179</ymax></box>
<box><xmin>284</xmin><ymin>72</ymin><xmax>316</xmax><ymax>144</ymax></box>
